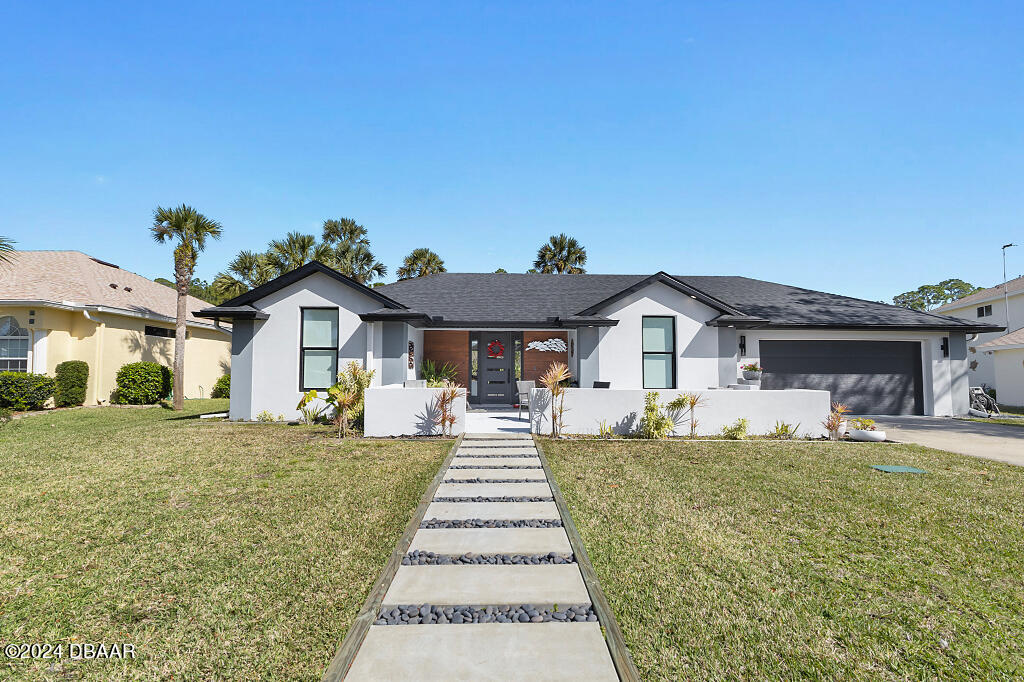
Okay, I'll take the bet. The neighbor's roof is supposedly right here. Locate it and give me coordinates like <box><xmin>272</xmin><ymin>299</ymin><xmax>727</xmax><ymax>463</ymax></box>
<box><xmin>934</xmin><ymin>275</ymin><xmax>1024</xmax><ymax>312</ymax></box>
<box><xmin>0</xmin><ymin>250</ymin><xmax>220</xmax><ymax>327</ymax></box>
<box><xmin>978</xmin><ymin>327</ymin><xmax>1024</xmax><ymax>350</ymax></box>
<box><xmin>375</xmin><ymin>272</ymin><xmax>999</xmax><ymax>330</ymax></box>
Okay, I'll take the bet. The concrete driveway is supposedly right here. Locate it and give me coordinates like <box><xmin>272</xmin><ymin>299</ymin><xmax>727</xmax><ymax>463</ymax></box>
<box><xmin>874</xmin><ymin>417</ymin><xmax>1024</xmax><ymax>467</ymax></box>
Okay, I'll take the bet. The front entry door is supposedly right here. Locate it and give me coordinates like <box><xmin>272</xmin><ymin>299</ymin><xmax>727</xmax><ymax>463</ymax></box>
<box><xmin>479</xmin><ymin>332</ymin><xmax>513</xmax><ymax>404</ymax></box>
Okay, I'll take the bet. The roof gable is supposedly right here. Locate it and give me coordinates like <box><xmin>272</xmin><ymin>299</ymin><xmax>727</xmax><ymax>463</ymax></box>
<box><xmin>219</xmin><ymin>261</ymin><xmax>406</xmax><ymax>310</ymax></box>
<box><xmin>576</xmin><ymin>272</ymin><xmax>744</xmax><ymax>317</ymax></box>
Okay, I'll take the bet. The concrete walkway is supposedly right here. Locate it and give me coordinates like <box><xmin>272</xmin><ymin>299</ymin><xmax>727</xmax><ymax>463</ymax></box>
<box><xmin>344</xmin><ymin>433</ymin><xmax>618</xmax><ymax>680</ymax></box>
<box><xmin>875</xmin><ymin>416</ymin><xmax>1024</xmax><ymax>467</ymax></box>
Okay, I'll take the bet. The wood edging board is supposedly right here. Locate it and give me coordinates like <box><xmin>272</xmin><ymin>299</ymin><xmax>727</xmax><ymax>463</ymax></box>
<box><xmin>533</xmin><ymin>435</ymin><xmax>642</xmax><ymax>682</ymax></box>
<box><xmin>321</xmin><ymin>434</ymin><xmax>464</xmax><ymax>681</ymax></box>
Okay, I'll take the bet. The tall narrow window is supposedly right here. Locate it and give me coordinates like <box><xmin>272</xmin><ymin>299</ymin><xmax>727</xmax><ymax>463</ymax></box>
<box><xmin>0</xmin><ymin>316</ymin><xmax>29</xmax><ymax>372</ymax></box>
<box><xmin>300</xmin><ymin>308</ymin><xmax>338</xmax><ymax>390</ymax></box>
<box><xmin>470</xmin><ymin>337</ymin><xmax>479</xmax><ymax>397</ymax></box>
<box><xmin>642</xmin><ymin>316</ymin><xmax>675</xmax><ymax>389</ymax></box>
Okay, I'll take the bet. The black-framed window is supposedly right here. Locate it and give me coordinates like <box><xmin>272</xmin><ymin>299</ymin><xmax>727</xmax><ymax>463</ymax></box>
<box><xmin>300</xmin><ymin>307</ymin><xmax>338</xmax><ymax>390</ymax></box>
<box><xmin>977</xmin><ymin>304</ymin><xmax>992</xmax><ymax>318</ymax></box>
<box><xmin>642</xmin><ymin>316</ymin><xmax>675</xmax><ymax>389</ymax></box>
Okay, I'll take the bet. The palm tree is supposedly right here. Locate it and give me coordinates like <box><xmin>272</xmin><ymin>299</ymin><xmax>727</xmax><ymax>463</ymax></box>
<box><xmin>151</xmin><ymin>205</ymin><xmax>223</xmax><ymax>410</ymax></box>
<box><xmin>533</xmin><ymin>234</ymin><xmax>587</xmax><ymax>274</ymax></box>
<box><xmin>211</xmin><ymin>250</ymin><xmax>275</xmax><ymax>300</ymax></box>
<box><xmin>0</xmin><ymin>236</ymin><xmax>14</xmax><ymax>264</ymax></box>
<box><xmin>264</xmin><ymin>232</ymin><xmax>333</xmax><ymax>274</ymax></box>
<box><xmin>396</xmin><ymin>248</ymin><xmax>446</xmax><ymax>279</ymax></box>
<box><xmin>334</xmin><ymin>244</ymin><xmax>387</xmax><ymax>283</ymax></box>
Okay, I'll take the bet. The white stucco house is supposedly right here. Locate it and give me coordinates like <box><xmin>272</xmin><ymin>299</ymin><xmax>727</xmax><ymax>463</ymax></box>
<box><xmin>935</xmin><ymin>274</ymin><xmax>1024</xmax><ymax>406</ymax></box>
<box><xmin>195</xmin><ymin>262</ymin><xmax>1001</xmax><ymax>427</ymax></box>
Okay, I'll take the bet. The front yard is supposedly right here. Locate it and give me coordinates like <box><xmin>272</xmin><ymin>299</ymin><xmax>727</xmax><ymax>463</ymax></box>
<box><xmin>0</xmin><ymin>400</ymin><xmax>450</xmax><ymax>680</ymax></box>
<box><xmin>545</xmin><ymin>439</ymin><xmax>1024</xmax><ymax>680</ymax></box>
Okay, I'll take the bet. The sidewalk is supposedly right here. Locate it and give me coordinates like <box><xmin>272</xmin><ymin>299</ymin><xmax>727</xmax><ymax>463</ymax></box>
<box><xmin>341</xmin><ymin>433</ymin><xmax>619</xmax><ymax>680</ymax></box>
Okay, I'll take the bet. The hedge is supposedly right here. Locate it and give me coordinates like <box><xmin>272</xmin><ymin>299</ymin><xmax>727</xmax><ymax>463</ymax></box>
<box><xmin>114</xmin><ymin>362</ymin><xmax>172</xmax><ymax>405</ymax></box>
<box><xmin>211</xmin><ymin>373</ymin><xmax>230</xmax><ymax>399</ymax></box>
<box><xmin>0</xmin><ymin>372</ymin><xmax>56</xmax><ymax>411</ymax></box>
<box><xmin>54</xmin><ymin>360</ymin><xmax>89</xmax><ymax>407</ymax></box>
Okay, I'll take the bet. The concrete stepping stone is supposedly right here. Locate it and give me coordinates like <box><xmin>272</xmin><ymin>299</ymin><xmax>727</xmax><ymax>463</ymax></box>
<box><xmin>444</xmin><ymin>468</ymin><xmax>545</xmax><ymax>481</ymax></box>
<box><xmin>346</xmin><ymin>622</ymin><xmax>616</xmax><ymax>681</ymax></box>
<box><xmin>424</xmin><ymin>502</ymin><xmax>559</xmax><ymax>521</ymax></box>
<box><xmin>462</xmin><ymin>434</ymin><xmax>532</xmax><ymax>440</ymax></box>
<box><xmin>410</xmin><ymin>528</ymin><xmax>572</xmax><ymax>556</ymax></box>
<box><xmin>451</xmin><ymin>457</ymin><xmax>540</xmax><ymax>466</ymax></box>
<box><xmin>436</xmin><ymin>482</ymin><xmax>551</xmax><ymax>498</ymax></box>
<box><xmin>382</xmin><ymin>564</ymin><xmax>590</xmax><ymax>606</ymax></box>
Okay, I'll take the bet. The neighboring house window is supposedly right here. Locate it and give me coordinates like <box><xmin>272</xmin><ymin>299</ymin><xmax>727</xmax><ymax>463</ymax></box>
<box><xmin>0</xmin><ymin>315</ymin><xmax>29</xmax><ymax>372</ymax></box>
<box><xmin>300</xmin><ymin>308</ymin><xmax>339</xmax><ymax>390</ymax></box>
<box><xmin>642</xmin><ymin>316</ymin><xmax>675</xmax><ymax>389</ymax></box>
<box><xmin>977</xmin><ymin>305</ymin><xmax>992</xmax><ymax>318</ymax></box>
<box><xmin>144</xmin><ymin>325</ymin><xmax>188</xmax><ymax>339</ymax></box>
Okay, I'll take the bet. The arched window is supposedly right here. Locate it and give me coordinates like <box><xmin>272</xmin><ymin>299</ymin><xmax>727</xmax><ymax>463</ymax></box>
<box><xmin>0</xmin><ymin>315</ymin><xmax>29</xmax><ymax>372</ymax></box>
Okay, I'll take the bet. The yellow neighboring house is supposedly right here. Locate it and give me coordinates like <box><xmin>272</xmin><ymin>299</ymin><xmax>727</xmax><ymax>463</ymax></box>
<box><xmin>0</xmin><ymin>250</ymin><xmax>230</xmax><ymax>405</ymax></box>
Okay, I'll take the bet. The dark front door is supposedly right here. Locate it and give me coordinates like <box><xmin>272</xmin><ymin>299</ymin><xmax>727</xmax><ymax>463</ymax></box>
<box><xmin>759</xmin><ymin>340</ymin><xmax>924</xmax><ymax>415</ymax></box>
<box><xmin>479</xmin><ymin>332</ymin><xmax>513</xmax><ymax>404</ymax></box>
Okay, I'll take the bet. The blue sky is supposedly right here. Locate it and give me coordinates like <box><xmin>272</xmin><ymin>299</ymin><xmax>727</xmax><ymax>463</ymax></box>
<box><xmin>1</xmin><ymin>1</ymin><xmax>1022</xmax><ymax>301</ymax></box>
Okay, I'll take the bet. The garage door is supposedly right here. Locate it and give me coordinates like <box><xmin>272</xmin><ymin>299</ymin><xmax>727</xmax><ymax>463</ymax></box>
<box><xmin>759</xmin><ymin>340</ymin><xmax>924</xmax><ymax>415</ymax></box>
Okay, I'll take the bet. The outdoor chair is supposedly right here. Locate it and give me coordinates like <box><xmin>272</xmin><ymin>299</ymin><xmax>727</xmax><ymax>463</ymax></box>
<box><xmin>516</xmin><ymin>380</ymin><xmax>535</xmax><ymax>419</ymax></box>
<box><xmin>593</xmin><ymin>381</ymin><xmax>610</xmax><ymax>388</ymax></box>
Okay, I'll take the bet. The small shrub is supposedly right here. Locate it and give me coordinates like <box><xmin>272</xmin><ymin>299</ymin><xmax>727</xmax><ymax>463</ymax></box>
<box><xmin>597</xmin><ymin>420</ymin><xmax>617</xmax><ymax>438</ymax></box>
<box><xmin>0</xmin><ymin>408</ymin><xmax>14</xmax><ymax>429</ymax></box>
<box><xmin>114</xmin><ymin>362</ymin><xmax>172</xmax><ymax>404</ymax></box>
<box><xmin>721</xmin><ymin>418</ymin><xmax>749</xmax><ymax>440</ymax></box>
<box><xmin>422</xmin><ymin>359</ymin><xmax>459</xmax><ymax>387</ymax></box>
<box><xmin>768</xmin><ymin>420</ymin><xmax>800</xmax><ymax>439</ymax></box>
<box><xmin>211</xmin><ymin>373</ymin><xmax>231</xmax><ymax>399</ymax></box>
<box><xmin>0</xmin><ymin>372</ymin><xmax>56</xmax><ymax>410</ymax></box>
<box><xmin>822</xmin><ymin>401</ymin><xmax>850</xmax><ymax>440</ymax></box>
<box><xmin>54</xmin><ymin>360</ymin><xmax>89</xmax><ymax>407</ymax></box>
<box><xmin>256</xmin><ymin>410</ymin><xmax>276</xmax><ymax>422</ymax></box>
<box><xmin>635</xmin><ymin>391</ymin><xmax>675</xmax><ymax>439</ymax></box>
<box><xmin>337</xmin><ymin>361</ymin><xmax>375</xmax><ymax>429</ymax></box>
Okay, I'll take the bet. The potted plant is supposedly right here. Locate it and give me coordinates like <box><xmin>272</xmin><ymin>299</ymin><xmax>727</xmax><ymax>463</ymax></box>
<box><xmin>740</xmin><ymin>362</ymin><xmax>762</xmax><ymax>381</ymax></box>
<box><xmin>849</xmin><ymin>417</ymin><xmax>886</xmax><ymax>442</ymax></box>
<box><xmin>821</xmin><ymin>401</ymin><xmax>850</xmax><ymax>441</ymax></box>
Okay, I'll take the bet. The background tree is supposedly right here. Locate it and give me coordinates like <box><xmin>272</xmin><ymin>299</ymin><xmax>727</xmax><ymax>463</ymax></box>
<box><xmin>533</xmin><ymin>233</ymin><xmax>587</xmax><ymax>274</ymax></box>
<box><xmin>892</xmin><ymin>278</ymin><xmax>982</xmax><ymax>311</ymax></box>
<box><xmin>211</xmin><ymin>217</ymin><xmax>386</xmax><ymax>298</ymax></box>
<box><xmin>494</xmin><ymin>267</ymin><xmax>508</xmax><ymax>273</ymax></box>
<box><xmin>0</xmin><ymin>236</ymin><xmax>15</xmax><ymax>264</ymax></box>
<box><xmin>396</xmin><ymin>248</ymin><xmax>446</xmax><ymax>279</ymax></box>
<box><xmin>155</xmin><ymin>277</ymin><xmax>226</xmax><ymax>304</ymax></box>
<box><xmin>151</xmin><ymin>205</ymin><xmax>223</xmax><ymax>410</ymax></box>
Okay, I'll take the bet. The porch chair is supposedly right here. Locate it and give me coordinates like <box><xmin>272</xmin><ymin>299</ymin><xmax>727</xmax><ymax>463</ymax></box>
<box><xmin>516</xmin><ymin>380</ymin><xmax>535</xmax><ymax>420</ymax></box>
<box><xmin>593</xmin><ymin>381</ymin><xmax>611</xmax><ymax>388</ymax></box>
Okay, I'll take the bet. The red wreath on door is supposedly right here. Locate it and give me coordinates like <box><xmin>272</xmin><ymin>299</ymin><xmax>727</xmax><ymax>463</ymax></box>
<box><xmin>486</xmin><ymin>339</ymin><xmax>505</xmax><ymax>358</ymax></box>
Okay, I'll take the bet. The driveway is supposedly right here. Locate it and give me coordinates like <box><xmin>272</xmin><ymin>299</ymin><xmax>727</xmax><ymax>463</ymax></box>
<box><xmin>874</xmin><ymin>417</ymin><xmax>1024</xmax><ymax>467</ymax></box>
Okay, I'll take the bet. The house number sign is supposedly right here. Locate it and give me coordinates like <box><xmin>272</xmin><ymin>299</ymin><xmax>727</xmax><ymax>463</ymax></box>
<box><xmin>408</xmin><ymin>341</ymin><xmax>414</xmax><ymax>369</ymax></box>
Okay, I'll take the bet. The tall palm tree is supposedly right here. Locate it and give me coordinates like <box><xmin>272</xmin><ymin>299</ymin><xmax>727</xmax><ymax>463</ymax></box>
<box><xmin>322</xmin><ymin>217</ymin><xmax>370</xmax><ymax>246</ymax></box>
<box><xmin>396</xmin><ymin>248</ymin><xmax>446</xmax><ymax>279</ymax></box>
<box><xmin>151</xmin><ymin>205</ymin><xmax>223</xmax><ymax>410</ymax></box>
<box><xmin>533</xmin><ymin>233</ymin><xmax>587</xmax><ymax>274</ymax></box>
<box><xmin>0</xmin><ymin>236</ymin><xmax>14</xmax><ymax>264</ymax></box>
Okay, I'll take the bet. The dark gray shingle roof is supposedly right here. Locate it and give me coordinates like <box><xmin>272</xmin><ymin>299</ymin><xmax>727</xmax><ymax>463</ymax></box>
<box><xmin>376</xmin><ymin>272</ymin><xmax>999</xmax><ymax>330</ymax></box>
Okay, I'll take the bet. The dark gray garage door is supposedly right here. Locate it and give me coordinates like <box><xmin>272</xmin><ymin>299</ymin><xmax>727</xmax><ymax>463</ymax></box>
<box><xmin>759</xmin><ymin>340</ymin><xmax>924</xmax><ymax>415</ymax></box>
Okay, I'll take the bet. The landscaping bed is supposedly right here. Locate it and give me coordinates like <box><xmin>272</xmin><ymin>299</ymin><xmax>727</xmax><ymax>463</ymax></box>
<box><xmin>0</xmin><ymin>399</ymin><xmax>451</xmax><ymax>680</ymax></box>
<box><xmin>544</xmin><ymin>439</ymin><xmax>1024</xmax><ymax>680</ymax></box>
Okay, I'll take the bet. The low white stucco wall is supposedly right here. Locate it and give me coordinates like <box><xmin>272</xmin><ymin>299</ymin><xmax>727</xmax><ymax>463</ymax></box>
<box><xmin>530</xmin><ymin>388</ymin><xmax>830</xmax><ymax>438</ymax></box>
<box><xmin>364</xmin><ymin>386</ymin><xmax>467</xmax><ymax>437</ymax></box>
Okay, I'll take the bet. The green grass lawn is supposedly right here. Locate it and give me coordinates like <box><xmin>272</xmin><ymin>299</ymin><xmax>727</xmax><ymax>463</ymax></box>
<box><xmin>0</xmin><ymin>400</ymin><xmax>450</xmax><ymax>680</ymax></box>
<box><xmin>544</xmin><ymin>439</ymin><xmax>1024</xmax><ymax>680</ymax></box>
<box><xmin>962</xmin><ymin>417</ymin><xmax>1024</xmax><ymax>427</ymax></box>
